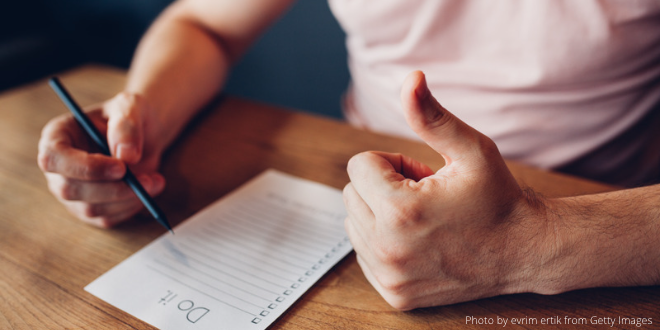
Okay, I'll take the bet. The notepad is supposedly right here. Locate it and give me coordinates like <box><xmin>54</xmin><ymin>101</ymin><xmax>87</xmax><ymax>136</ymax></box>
<box><xmin>86</xmin><ymin>170</ymin><xmax>352</xmax><ymax>330</ymax></box>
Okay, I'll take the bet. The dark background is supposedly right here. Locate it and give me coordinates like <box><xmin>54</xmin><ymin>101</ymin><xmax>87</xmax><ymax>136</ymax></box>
<box><xmin>0</xmin><ymin>0</ymin><xmax>349</xmax><ymax>118</ymax></box>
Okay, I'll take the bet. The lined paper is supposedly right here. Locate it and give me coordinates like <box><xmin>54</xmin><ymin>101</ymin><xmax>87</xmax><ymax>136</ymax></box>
<box><xmin>85</xmin><ymin>170</ymin><xmax>352</xmax><ymax>330</ymax></box>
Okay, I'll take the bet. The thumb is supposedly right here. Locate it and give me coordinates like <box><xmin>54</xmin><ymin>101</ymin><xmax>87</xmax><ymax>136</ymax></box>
<box><xmin>104</xmin><ymin>92</ymin><xmax>147</xmax><ymax>164</ymax></box>
<box><xmin>401</xmin><ymin>71</ymin><xmax>484</xmax><ymax>165</ymax></box>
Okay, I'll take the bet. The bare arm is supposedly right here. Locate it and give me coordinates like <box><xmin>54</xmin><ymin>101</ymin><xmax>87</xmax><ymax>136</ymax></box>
<box><xmin>38</xmin><ymin>0</ymin><xmax>295</xmax><ymax>226</ymax></box>
<box><xmin>531</xmin><ymin>185</ymin><xmax>660</xmax><ymax>294</ymax></box>
<box><xmin>126</xmin><ymin>0</ymin><xmax>296</xmax><ymax>151</ymax></box>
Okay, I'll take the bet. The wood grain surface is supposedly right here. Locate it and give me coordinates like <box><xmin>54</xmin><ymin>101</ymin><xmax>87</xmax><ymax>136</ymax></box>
<box><xmin>0</xmin><ymin>65</ymin><xmax>657</xmax><ymax>330</ymax></box>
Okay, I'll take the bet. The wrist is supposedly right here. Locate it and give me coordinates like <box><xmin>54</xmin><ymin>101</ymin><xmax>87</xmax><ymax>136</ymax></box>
<box><xmin>497</xmin><ymin>188</ymin><xmax>563</xmax><ymax>296</ymax></box>
<box><xmin>115</xmin><ymin>91</ymin><xmax>171</xmax><ymax>157</ymax></box>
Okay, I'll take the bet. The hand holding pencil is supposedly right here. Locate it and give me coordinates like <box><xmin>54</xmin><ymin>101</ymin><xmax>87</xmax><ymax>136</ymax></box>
<box><xmin>38</xmin><ymin>78</ymin><xmax>170</xmax><ymax>230</ymax></box>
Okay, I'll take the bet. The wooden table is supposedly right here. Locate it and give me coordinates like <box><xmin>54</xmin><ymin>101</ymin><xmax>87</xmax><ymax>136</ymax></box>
<box><xmin>0</xmin><ymin>65</ymin><xmax>657</xmax><ymax>330</ymax></box>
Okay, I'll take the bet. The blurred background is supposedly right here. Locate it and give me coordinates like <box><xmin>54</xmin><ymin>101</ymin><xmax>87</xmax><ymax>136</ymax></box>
<box><xmin>0</xmin><ymin>0</ymin><xmax>349</xmax><ymax>118</ymax></box>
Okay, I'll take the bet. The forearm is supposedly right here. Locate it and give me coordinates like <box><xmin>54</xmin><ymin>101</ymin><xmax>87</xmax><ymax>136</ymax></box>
<box><xmin>124</xmin><ymin>3</ymin><xmax>230</xmax><ymax>152</ymax></box>
<box><xmin>530</xmin><ymin>184</ymin><xmax>660</xmax><ymax>294</ymax></box>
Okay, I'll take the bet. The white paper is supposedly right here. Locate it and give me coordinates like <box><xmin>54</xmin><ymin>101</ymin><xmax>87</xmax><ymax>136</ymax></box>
<box><xmin>86</xmin><ymin>170</ymin><xmax>352</xmax><ymax>330</ymax></box>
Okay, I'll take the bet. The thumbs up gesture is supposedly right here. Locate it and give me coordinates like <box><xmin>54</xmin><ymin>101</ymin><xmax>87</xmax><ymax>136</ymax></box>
<box><xmin>344</xmin><ymin>71</ymin><xmax>551</xmax><ymax>310</ymax></box>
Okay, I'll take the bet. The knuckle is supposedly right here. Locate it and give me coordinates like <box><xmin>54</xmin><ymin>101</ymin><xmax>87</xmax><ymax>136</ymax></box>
<box><xmin>77</xmin><ymin>213</ymin><xmax>114</xmax><ymax>229</ymax></box>
<box><xmin>37</xmin><ymin>149</ymin><xmax>53</xmax><ymax>172</ymax></box>
<box><xmin>372</xmin><ymin>272</ymin><xmax>417</xmax><ymax>311</ymax></box>
<box><xmin>385</xmin><ymin>199</ymin><xmax>424</xmax><ymax>228</ymax></box>
<box><xmin>373</xmin><ymin>241</ymin><xmax>409</xmax><ymax>267</ymax></box>
<box><xmin>478</xmin><ymin>134</ymin><xmax>499</xmax><ymax>157</ymax></box>
<box><xmin>342</xmin><ymin>183</ymin><xmax>356</xmax><ymax>206</ymax></box>
<box><xmin>113</xmin><ymin>91</ymin><xmax>144</xmax><ymax>117</ymax></box>
<box><xmin>81</xmin><ymin>158</ymin><xmax>106</xmax><ymax>179</ymax></box>
<box><xmin>375</xmin><ymin>273</ymin><xmax>409</xmax><ymax>297</ymax></box>
<box><xmin>37</xmin><ymin>116</ymin><xmax>73</xmax><ymax>172</ymax></box>
<box><xmin>47</xmin><ymin>179</ymin><xmax>62</xmax><ymax>198</ymax></box>
<box><xmin>346</xmin><ymin>154</ymin><xmax>360</xmax><ymax>173</ymax></box>
<box><xmin>342</xmin><ymin>183</ymin><xmax>351</xmax><ymax>196</ymax></box>
<box><xmin>114</xmin><ymin>91</ymin><xmax>134</xmax><ymax>108</ymax></box>
<box><xmin>41</xmin><ymin>114</ymin><xmax>66</xmax><ymax>134</ymax></box>
<box><xmin>104</xmin><ymin>93</ymin><xmax>129</xmax><ymax>118</ymax></box>
<box><xmin>383</xmin><ymin>294</ymin><xmax>416</xmax><ymax>311</ymax></box>
<box><xmin>111</xmin><ymin>184</ymin><xmax>130</xmax><ymax>200</ymax></box>
<box><xmin>57</xmin><ymin>180</ymin><xmax>79</xmax><ymax>201</ymax></box>
<box><xmin>81</xmin><ymin>203</ymin><xmax>103</xmax><ymax>218</ymax></box>
<box><xmin>342</xmin><ymin>186</ymin><xmax>350</xmax><ymax>206</ymax></box>
<box><xmin>346</xmin><ymin>151</ymin><xmax>373</xmax><ymax>173</ymax></box>
<box><xmin>37</xmin><ymin>145</ymin><xmax>60</xmax><ymax>173</ymax></box>
<box><xmin>96</xmin><ymin>217</ymin><xmax>116</xmax><ymax>229</ymax></box>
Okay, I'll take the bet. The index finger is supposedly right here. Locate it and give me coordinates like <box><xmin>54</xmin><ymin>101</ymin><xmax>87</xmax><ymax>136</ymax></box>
<box><xmin>346</xmin><ymin>151</ymin><xmax>404</xmax><ymax>209</ymax></box>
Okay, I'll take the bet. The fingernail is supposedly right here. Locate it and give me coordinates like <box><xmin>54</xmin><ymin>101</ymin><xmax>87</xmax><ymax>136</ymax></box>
<box><xmin>107</xmin><ymin>164</ymin><xmax>124</xmax><ymax>178</ymax></box>
<box><xmin>139</xmin><ymin>174</ymin><xmax>152</xmax><ymax>190</ymax></box>
<box><xmin>152</xmin><ymin>175</ymin><xmax>165</xmax><ymax>191</ymax></box>
<box><xmin>116</xmin><ymin>143</ymin><xmax>137</xmax><ymax>161</ymax></box>
<box><xmin>415</xmin><ymin>74</ymin><xmax>430</xmax><ymax>100</ymax></box>
<box><xmin>415</xmin><ymin>74</ymin><xmax>443</xmax><ymax>123</ymax></box>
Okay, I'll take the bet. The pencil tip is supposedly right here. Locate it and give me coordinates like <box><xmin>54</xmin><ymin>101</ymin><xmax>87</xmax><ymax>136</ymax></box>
<box><xmin>158</xmin><ymin>217</ymin><xmax>174</xmax><ymax>234</ymax></box>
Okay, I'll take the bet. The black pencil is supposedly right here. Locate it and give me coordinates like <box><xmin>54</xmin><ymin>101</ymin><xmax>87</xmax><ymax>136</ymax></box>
<box><xmin>48</xmin><ymin>77</ymin><xmax>173</xmax><ymax>234</ymax></box>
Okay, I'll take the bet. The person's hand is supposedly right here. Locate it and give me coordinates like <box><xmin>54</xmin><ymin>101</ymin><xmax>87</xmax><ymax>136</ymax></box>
<box><xmin>343</xmin><ymin>71</ymin><xmax>554</xmax><ymax>310</ymax></box>
<box><xmin>38</xmin><ymin>92</ymin><xmax>167</xmax><ymax>228</ymax></box>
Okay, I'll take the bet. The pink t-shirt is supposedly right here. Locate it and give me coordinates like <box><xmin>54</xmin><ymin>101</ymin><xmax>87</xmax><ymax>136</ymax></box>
<box><xmin>328</xmin><ymin>0</ymin><xmax>660</xmax><ymax>186</ymax></box>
